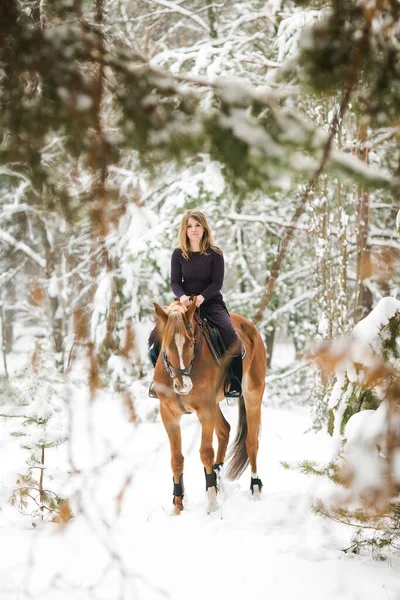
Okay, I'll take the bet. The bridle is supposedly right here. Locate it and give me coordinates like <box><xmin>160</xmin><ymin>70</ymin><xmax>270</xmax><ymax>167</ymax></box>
<box><xmin>162</xmin><ymin>320</ymin><xmax>205</xmax><ymax>381</ymax></box>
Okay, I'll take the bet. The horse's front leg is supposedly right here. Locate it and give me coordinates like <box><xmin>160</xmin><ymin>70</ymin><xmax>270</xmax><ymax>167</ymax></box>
<box><xmin>198</xmin><ymin>406</ymin><xmax>219</xmax><ymax>513</ymax></box>
<box><xmin>160</xmin><ymin>403</ymin><xmax>184</xmax><ymax>515</ymax></box>
<box><xmin>214</xmin><ymin>404</ymin><xmax>230</xmax><ymax>469</ymax></box>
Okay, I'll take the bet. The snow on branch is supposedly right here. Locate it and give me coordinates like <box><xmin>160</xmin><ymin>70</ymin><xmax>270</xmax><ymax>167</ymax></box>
<box><xmin>329</xmin><ymin>150</ymin><xmax>395</xmax><ymax>191</ymax></box>
<box><xmin>267</xmin><ymin>360</ymin><xmax>310</xmax><ymax>383</ymax></box>
<box><xmin>228</xmin><ymin>10</ymin><xmax>276</xmax><ymax>35</ymax></box>
<box><xmin>0</xmin><ymin>229</ymin><xmax>46</xmax><ymax>268</ymax></box>
<box><xmin>228</xmin><ymin>212</ymin><xmax>308</xmax><ymax>231</ymax></box>
<box><xmin>146</xmin><ymin>0</ymin><xmax>211</xmax><ymax>34</ymax></box>
<box><xmin>0</xmin><ymin>167</ymin><xmax>32</xmax><ymax>185</ymax></box>
<box><xmin>107</xmin><ymin>46</ymin><xmax>400</xmax><ymax>193</ymax></box>
<box><xmin>263</xmin><ymin>290</ymin><xmax>315</xmax><ymax>325</ymax></box>
<box><xmin>366</xmin><ymin>127</ymin><xmax>400</xmax><ymax>149</ymax></box>
<box><xmin>0</xmin><ymin>260</ymin><xmax>27</xmax><ymax>288</ymax></box>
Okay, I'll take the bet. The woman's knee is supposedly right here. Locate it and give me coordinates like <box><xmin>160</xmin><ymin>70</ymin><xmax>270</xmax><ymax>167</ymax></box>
<box><xmin>218</xmin><ymin>321</ymin><xmax>238</xmax><ymax>352</ymax></box>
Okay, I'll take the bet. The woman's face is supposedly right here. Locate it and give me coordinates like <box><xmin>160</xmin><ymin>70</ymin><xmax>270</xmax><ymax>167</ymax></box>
<box><xmin>186</xmin><ymin>217</ymin><xmax>204</xmax><ymax>245</ymax></box>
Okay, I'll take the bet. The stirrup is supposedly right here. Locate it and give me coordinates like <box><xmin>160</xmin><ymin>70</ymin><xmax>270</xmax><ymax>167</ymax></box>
<box><xmin>225</xmin><ymin>377</ymin><xmax>242</xmax><ymax>398</ymax></box>
<box><xmin>225</xmin><ymin>369</ymin><xmax>242</xmax><ymax>398</ymax></box>
<box><xmin>225</xmin><ymin>387</ymin><xmax>241</xmax><ymax>398</ymax></box>
<box><xmin>148</xmin><ymin>382</ymin><xmax>158</xmax><ymax>398</ymax></box>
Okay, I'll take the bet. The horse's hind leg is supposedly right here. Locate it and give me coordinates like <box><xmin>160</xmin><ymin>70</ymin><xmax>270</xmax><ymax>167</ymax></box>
<box><xmin>243</xmin><ymin>331</ymin><xmax>266</xmax><ymax>498</ymax></box>
<box><xmin>244</xmin><ymin>392</ymin><xmax>263</xmax><ymax>498</ymax></box>
<box><xmin>214</xmin><ymin>405</ymin><xmax>230</xmax><ymax>469</ymax></box>
<box><xmin>160</xmin><ymin>404</ymin><xmax>184</xmax><ymax>514</ymax></box>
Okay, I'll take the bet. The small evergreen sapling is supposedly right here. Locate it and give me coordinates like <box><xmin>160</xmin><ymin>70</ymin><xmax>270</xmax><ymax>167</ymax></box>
<box><xmin>2</xmin><ymin>341</ymin><xmax>67</xmax><ymax>524</ymax></box>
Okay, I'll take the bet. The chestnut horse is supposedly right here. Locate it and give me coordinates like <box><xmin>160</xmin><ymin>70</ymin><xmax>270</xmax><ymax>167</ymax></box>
<box><xmin>153</xmin><ymin>298</ymin><xmax>266</xmax><ymax>514</ymax></box>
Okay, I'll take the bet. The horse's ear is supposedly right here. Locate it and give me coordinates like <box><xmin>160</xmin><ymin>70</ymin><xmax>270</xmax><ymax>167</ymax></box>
<box><xmin>186</xmin><ymin>298</ymin><xmax>197</xmax><ymax>320</ymax></box>
<box><xmin>154</xmin><ymin>302</ymin><xmax>168</xmax><ymax>328</ymax></box>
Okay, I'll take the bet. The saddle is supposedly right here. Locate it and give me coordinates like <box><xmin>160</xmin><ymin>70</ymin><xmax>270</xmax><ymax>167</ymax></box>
<box><xmin>204</xmin><ymin>321</ymin><xmax>226</xmax><ymax>358</ymax></box>
<box><xmin>194</xmin><ymin>313</ymin><xmax>245</xmax><ymax>363</ymax></box>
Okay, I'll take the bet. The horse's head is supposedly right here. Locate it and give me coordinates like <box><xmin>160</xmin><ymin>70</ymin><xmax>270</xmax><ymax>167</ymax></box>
<box><xmin>153</xmin><ymin>298</ymin><xmax>198</xmax><ymax>395</ymax></box>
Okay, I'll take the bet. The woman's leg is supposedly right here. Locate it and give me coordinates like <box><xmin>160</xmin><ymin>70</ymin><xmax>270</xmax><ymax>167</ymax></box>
<box><xmin>148</xmin><ymin>327</ymin><xmax>161</xmax><ymax>398</ymax></box>
<box><xmin>202</xmin><ymin>305</ymin><xmax>239</xmax><ymax>351</ymax></box>
<box><xmin>201</xmin><ymin>304</ymin><xmax>242</xmax><ymax>397</ymax></box>
<box><xmin>148</xmin><ymin>326</ymin><xmax>162</xmax><ymax>364</ymax></box>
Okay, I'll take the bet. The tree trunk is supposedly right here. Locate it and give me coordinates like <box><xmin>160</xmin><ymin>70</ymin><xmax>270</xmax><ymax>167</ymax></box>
<box><xmin>354</xmin><ymin>121</ymin><xmax>372</xmax><ymax>322</ymax></box>
<box><xmin>38</xmin><ymin>223</ymin><xmax>64</xmax><ymax>368</ymax></box>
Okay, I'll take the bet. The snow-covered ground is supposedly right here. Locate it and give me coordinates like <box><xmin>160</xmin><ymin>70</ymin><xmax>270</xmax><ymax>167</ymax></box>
<box><xmin>0</xmin><ymin>372</ymin><xmax>399</xmax><ymax>600</ymax></box>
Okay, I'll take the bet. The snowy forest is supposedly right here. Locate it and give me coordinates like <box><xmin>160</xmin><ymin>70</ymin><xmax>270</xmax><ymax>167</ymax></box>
<box><xmin>1</xmin><ymin>1</ymin><xmax>400</xmax><ymax>599</ymax></box>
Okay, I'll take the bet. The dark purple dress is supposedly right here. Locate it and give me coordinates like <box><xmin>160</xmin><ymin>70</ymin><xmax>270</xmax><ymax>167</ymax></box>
<box><xmin>149</xmin><ymin>248</ymin><xmax>238</xmax><ymax>352</ymax></box>
<box><xmin>170</xmin><ymin>248</ymin><xmax>224</xmax><ymax>304</ymax></box>
<box><xmin>171</xmin><ymin>247</ymin><xmax>237</xmax><ymax>350</ymax></box>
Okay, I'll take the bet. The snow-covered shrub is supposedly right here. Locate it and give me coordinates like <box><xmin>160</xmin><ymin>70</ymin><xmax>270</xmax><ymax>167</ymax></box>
<box><xmin>327</xmin><ymin>297</ymin><xmax>400</xmax><ymax>440</ymax></box>
<box><xmin>306</xmin><ymin>297</ymin><xmax>400</xmax><ymax>557</ymax></box>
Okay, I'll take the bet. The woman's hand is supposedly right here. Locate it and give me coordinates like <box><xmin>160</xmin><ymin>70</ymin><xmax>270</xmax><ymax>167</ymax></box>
<box><xmin>179</xmin><ymin>294</ymin><xmax>191</xmax><ymax>307</ymax></box>
<box><xmin>196</xmin><ymin>295</ymin><xmax>205</xmax><ymax>308</ymax></box>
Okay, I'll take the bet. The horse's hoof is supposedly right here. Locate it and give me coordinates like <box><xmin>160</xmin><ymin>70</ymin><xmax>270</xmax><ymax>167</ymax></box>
<box><xmin>207</xmin><ymin>486</ymin><xmax>220</xmax><ymax>515</ymax></box>
<box><xmin>252</xmin><ymin>485</ymin><xmax>262</xmax><ymax>501</ymax></box>
<box><xmin>208</xmin><ymin>500</ymin><xmax>222</xmax><ymax>519</ymax></box>
<box><xmin>207</xmin><ymin>498</ymin><xmax>219</xmax><ymax>513</ymax></box>
<box><xmin>172</xmin><ymin>497</ymin><xmax>183</xmax><ymax>515</ymax></box>
<box><xmin>208</xmin><ymin>501</ymin><xmax>221</xmax><ymax>516</ymax></box>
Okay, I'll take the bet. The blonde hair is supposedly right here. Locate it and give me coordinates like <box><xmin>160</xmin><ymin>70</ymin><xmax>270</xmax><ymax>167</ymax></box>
<box><xmin>178</xmin><ymin>210</ymin><xmax>221</xmax><ymax>260</ymax></box>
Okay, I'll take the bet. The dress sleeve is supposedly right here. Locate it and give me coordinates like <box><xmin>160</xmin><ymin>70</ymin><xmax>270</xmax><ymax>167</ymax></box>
<box><xmin>170</xmin><ymin>249</ymin><xmax>185</xmax><ymax>299</ymax></box>
<box><xmin>200</xmin><ymin>251</ymin><xmax>224</xmax><ymax>301</ymax></box>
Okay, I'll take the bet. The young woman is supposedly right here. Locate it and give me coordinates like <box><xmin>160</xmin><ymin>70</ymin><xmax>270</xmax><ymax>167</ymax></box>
<box><xmin>149</xmin><ymin>210</ymin><xmax>242</xmax><ymax>398</ymax></box>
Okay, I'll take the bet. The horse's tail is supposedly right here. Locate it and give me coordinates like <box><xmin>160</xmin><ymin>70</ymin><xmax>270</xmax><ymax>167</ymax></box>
<box><xmin>224</xmin><ymin>395</ymin><xmax>249</xmax><ymax>480</ymax></box>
